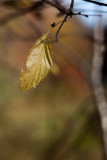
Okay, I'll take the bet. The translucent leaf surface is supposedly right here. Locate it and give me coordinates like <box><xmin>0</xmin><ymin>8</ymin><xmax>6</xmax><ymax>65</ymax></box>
<box><xmin>19</xmin><ymin>34</ymin><xmax>52</xmax><ymax>90</ymax></box>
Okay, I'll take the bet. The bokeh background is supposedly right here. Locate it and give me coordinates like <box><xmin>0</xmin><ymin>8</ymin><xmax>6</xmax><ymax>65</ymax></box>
<box><xmin>0</xmin><ymin>0</ymin><xmax>106</xmax><ymax>160</ymax></box>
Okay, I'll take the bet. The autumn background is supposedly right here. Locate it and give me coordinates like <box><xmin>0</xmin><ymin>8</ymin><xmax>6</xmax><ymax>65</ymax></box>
<box><xmin>0</xmin><ymin>0</ymin><xmax>106</xmax><ymax>160</ymax></box>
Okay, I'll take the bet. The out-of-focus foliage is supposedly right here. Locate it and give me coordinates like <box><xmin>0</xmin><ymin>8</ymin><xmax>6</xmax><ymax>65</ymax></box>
<box><xmin>19</xmin><ymin>34</ymin><xmax>52</xmax><ymax>90</ymax></box>
<box><xmin>2</xmin><ymin>0</ymin><xmax>33</xmax><ymax>9</ymax></box>
<box><xmin>0</xmin><ymin>65</ymin><xmax>105</xmax><ymax>160</ymax></box>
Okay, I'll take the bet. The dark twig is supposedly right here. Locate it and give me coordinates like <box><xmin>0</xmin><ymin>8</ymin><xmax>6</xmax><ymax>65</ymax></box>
<box><xmin>83</xmin><ymin>0</ymin><xmax>107</xmax><ymax>6</ymax></box>
<box><xmin>55</xmin><ymin>14</ymin><xmax>68</xmax><ymax>42</ymax></box>
<box><xmin>74</xmin><ymin>9</ymin><xmax>107</xmax><ymax>14</ymax></box>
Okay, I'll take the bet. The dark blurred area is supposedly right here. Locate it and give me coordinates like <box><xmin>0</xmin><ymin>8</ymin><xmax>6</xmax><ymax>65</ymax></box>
<box><xmin>0</xmin><ymin>0</ymin><xmax>106</xmax><ymax>160</ymax></box>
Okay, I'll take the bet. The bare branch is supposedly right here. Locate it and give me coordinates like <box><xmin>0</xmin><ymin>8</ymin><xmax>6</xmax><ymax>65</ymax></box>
<box><xmin>83</xmin><ymin>0</ymin><xmax>107</xmax><ymax>6</ymax></box>
<box><xmin>70</xmin><ymin>0</ymin><xmax>74</xmax><ymax>9</ymax></box>
<box><xmin>45</xmin><ymin>0</ymin><xmax>66</xmax><ymax>14</ymax></box>
<box><xmin>91</xmin><ymin>17</ymin><xmax>107</xmax><ymax>159</ymax></box>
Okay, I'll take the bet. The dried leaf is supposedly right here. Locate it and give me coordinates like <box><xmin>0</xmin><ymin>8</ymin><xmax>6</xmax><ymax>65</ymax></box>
<box><xmin>19</xmin><ymin>33</ymin><xmax>52</xmax><ymax>90</ymax></box>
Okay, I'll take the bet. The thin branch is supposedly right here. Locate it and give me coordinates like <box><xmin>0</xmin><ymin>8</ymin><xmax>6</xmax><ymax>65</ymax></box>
<box><xmin>83</xmin><ymin>0</ymin><xmax>107</xmax><ymax>6</ymax></box>
<box><xmin>74</xmin><ymin>8</ymin><xmax>107</xmax><ymax>14</ymax></box>
<box><xmin>55</xmin><ymin>14</ymin><xmax>68</xmax><ymax>42</ymax></box>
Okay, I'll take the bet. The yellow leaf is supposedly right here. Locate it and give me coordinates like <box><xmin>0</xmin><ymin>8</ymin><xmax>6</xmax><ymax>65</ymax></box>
<box><xmin>19</xmin><ymin>34</ymin><xmax>52</xmax><ymax>90</ymax></box>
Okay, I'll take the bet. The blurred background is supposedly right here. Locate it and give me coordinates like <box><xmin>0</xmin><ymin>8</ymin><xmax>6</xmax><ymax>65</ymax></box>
<box><xmin>0</xmin><ymin>0</ymin><xmax>106</xmax><ymax>160</ymax></box>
